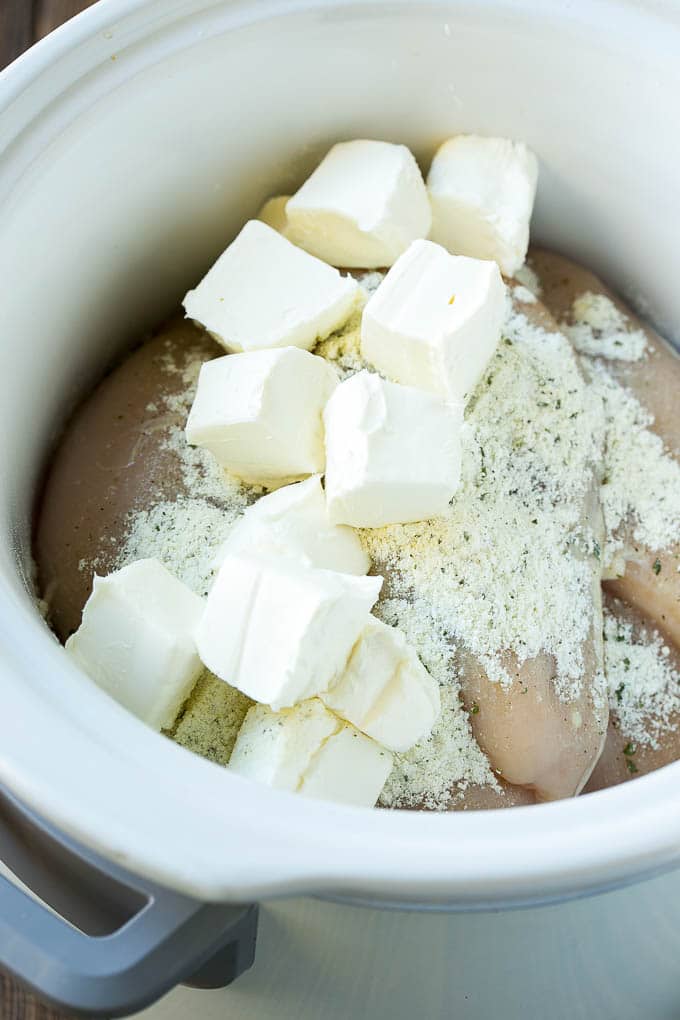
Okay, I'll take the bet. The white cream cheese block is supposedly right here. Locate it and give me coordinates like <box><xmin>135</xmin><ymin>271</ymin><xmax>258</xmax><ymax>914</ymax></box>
<box><xmin>256</xmin><ymin>195</ymin><xmax>291</xmax><ymax>235</ymax></box>
<box><xmin>228</xmin><ymin>699</ymin><xmax>338</xmax><ymax>791</ymax></box>
<box><xmin>65</xmin><ymin>559</ymin><xmax>204</xmax><ymax>730</ymax></box>
<box><xmin>285</xmin><ymin>140</ymin><xmax>431</xmax><ymax>269</ymax></box>
<box><xmin>361</xmin><ymin>239</ymin><xmax>506</xmax><ymax>405</ymax></box>
<box><xmin>321</xmin><ymin>617</ymin><xmax>440</xmax><ymax>752</ymax></box>
<box><xmin>212</xmin><ymin>475</ymin><xmax>370</xmax><ymax>575</ymax></box>
<box><xmin>298</xmin><ymin>723</ymin><xmax>393</xmax><ymax>807</ymax></box>
<box><xmin>185</xmin><ymin>347</ymin><xmax>338</xmax><ymax>486</ymax></box>
<box><xmin>323</xmin><ymin>370</ymin><xmax>463</xmax><ymax>527</ymax></box>
<box><xmin>229</xmin><ymin>699</ymin><xmax>393</xmax><ymax>807</ymax></box>
<box><xmin>195</xmin><ymin>553</ymin><xmax>382</xmax><ymax>710</ymax></box>
<box><xmin>427</xmin><ymin>135</ymin><xmax>538</xmax><ymax>277</ymax></box>
<box><xmin>183</xmin><ymin>219</ymin><xmax>358</xmax><ymax>352</ymax></box>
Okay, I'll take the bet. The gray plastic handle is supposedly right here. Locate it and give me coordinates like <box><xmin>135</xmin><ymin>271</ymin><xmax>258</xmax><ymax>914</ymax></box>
<box><xmin>0</xmin><ymin>787</ymin><xmax>258</xmax><ymax>1017</ymax></box>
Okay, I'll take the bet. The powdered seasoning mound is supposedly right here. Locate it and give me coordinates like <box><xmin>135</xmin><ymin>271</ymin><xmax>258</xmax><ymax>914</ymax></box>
<box><xmin>514</xmin><ymin>261</ymin><xmax>542</xmax><ymax>298</ymax></box>
<box><xmin>170</xmin><ymin>670</ymin><xmax>253</xmax><ymax>764</ymax></box>
<box><xmin>603</xmin><ymin>606</ymin><xmax>680</xmax><ymax>748</ymax></box>
<box><xmin>581</xmin><ymin>361</ymin><xmax>680</xmax><ymax>573</ymax></box>
<box><xmin>314</xmin><ymin>273</ymin><xmax>381</xmax><ymax>379</ymax></box>
<box><xmin>116</xmin><ymin>342</ymin><xmax>253</xmax><ymax>595</ymax></box>
<box><xmin>566</xmin><ymin>292</ymin><xmax>647</xmax><ymax>362</ymax></box>
<box><xmin>376</xmin><ymin>597</ymin><xmax>496</xmax><ymax>809</ymax></box>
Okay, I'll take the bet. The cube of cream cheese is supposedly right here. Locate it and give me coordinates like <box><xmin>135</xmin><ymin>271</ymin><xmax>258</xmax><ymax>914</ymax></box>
<box><xmin>65</xmin><ymin>559</ymin><xmax>204</xmax><ymax>730</ymax></box>
<box><xmin>213</xmin><ymin>475</ymin><xmax>370</xmax><ymax>575</ymax></box>
<box><xmin>195</xmin><ymin>554</ymin><xmax>382</xmax><ymax>710</ymax></box>
<box><xmin>229</xmin><ymin>699</ymin><xmax>338</xmax><ymax>791</ymax></box>
<box><xmin>321</xmin><ymin>617</ymin><xmax>440</xmax><ymax>752</ymax></box>
<box><xmin>361</xmin><ymin>239</ymin><xmax>506</xmax><ymax>405</ymax></box>
<box><xmin>298</xmin><ymin>724</ymin><xmax>393</xmax><ymax>807</ymax></box>
<box><xmin>185</xmin><ymin>347</ymin><xmax>339</xmax><ymax>486</ymax></box>
<box><xmin>285</xmin><ymin>140</ymin><xmax>431</xmax><ymax>269</ymax></box>
<box><xmin>323</xmin><ymin>371</ymin><xmax>463</xmax><ymax>528</ymax></box>
<box><xmin>257</xmin><ymin>195</ymin><xmax>291</xmax><ymax>235</ymax></box>
<box><xmin>183</xmin><ymin>220</ymin><xmax>358</xmax><ymax>352</ymax></box>
<box><xmin>427</xmin><ymin>135</ymin><xmax>538</xmax><ymax>277</ymax></box>
<box><xmin>229</xmin><ymin>699</ymin><xmax>392</xmax><ymax>807</ymax></box>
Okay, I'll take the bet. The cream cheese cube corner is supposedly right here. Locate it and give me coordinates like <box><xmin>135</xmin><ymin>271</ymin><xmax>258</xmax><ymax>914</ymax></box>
<box><xmin>321</xmin><ymin>617</ymin><xmax>440</xmax><ymax>752</ymax></box>
<box><xmin>361</xmin><ymin>239</ymin><xmax>506</xmax><ymax>405</ymax></box>
<box><xmin>299</xmin><ymin>724</ymin><xmax>393</xmax><ymax>807</ymax></box>
<box><xmin>212</xmin><ymin>475</ymin><xmax>370</xmax><ymax>576</ymax></box>
<box><xmin>323</xmin><ymin>370</ymin><xmax>463</xmax><ymax>528</ymax></box>
<box><xmin>427</xmin><ymin>135</ymin><xmax>538</xmax><ymax>277</ymax></box>
<box><xmin>229</xmin><ymin>699</ymin><xmax>392</xmax><ymax>807</ymax></box>
<box><xmin>195</xmin><ymin>554</ymin><xmax>382</xmax><ymax>710</ymax></box>
<box><xmin>183</xmin><ymin>219</ymin><xmax>358</xmax><ymax>353</ymax></box>
<box><xmin>228</xmin><ymin>699</ymin><xmax>340</xmax><ymax>791</ymax></box>
<box><xmin>257</xmin><ymin>195</ymin><xmax>291</xmax><ymax>235</ymax></box>
<box><xmin>185</xmin><ymin>347</ymin><xmax>339</xmax><ymax>486</ymax></box>
<box><xmin>285</xmin><ymin>140</ymin><xmax>431</xmax><ymax>269</ymax></box>
<box><xmin>65</xmin><ymin>559</ymin><xmax>204</xmax><ymax>731</ymax></box>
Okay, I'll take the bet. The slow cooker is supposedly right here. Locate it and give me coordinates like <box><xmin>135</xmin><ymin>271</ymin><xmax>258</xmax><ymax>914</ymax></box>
<box><xmin>1</xmin><ymin>1</ymin><xmax>680</xmax><ymax>1016</ymax></box>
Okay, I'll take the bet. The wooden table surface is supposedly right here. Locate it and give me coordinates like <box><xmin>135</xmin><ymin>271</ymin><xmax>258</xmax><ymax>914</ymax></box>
<box><xmin>0</xmin><ymin>1</ymin><xmax>96</xmax><ymax>73</ymax></box>
<box><xmin>1</xmin><ymin>9</ymin><xmax>98</xmax><ymax>1020</ymax></box>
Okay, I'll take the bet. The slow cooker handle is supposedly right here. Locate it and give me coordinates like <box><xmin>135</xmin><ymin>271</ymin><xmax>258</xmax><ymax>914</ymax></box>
<box><xmin>0</xmin><ymin>788</ymin><xmax>258</xmax><ymax>1017</ymax></box>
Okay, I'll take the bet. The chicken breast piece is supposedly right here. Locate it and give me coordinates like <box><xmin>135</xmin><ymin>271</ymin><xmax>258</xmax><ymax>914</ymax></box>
<box><xmin>584</xmin><ymin>595</ymin><xmax>680</xmax><ymax>792</ymax></box>
<box><xmin>531</xmin><ymin>248</ymin><xmax>680</xmax><ymax>454</ymax></box>
<box><xmin>396</xmin><ymin>777</ymin><xmax>537</xmax><ymax>812</ymax></box>
<box><xmin>533</xmin><ymin>249</ymin><xmax>680</xmax><ymax>654</ymax></box>
<box><xmin>461</xmin><ymin>291</ymin><xmax>607</xmax><ymax>801</ymax></box>
<box><xmin>534</xmin><ymin>248</ymin><xmax>680</xmax><ymax>787</ymax></box>
<box><xmin>457</xmin><ymin>479</ymin><xmax>607</xmax><ymax>802</ymax></box>
<box><xmin>35</xmin><ymin>317</ymin><xmax>222</xmax><ymax>642</ymax></box>
<box><xmin>364</xmin><ymin>285</ymin><xmax>609</xmax><ymax>804</ymax></box>
<box><xmin>451</xmin><ymin>780</ymin><xmax>537</xmax><ymax>810</ymax></box>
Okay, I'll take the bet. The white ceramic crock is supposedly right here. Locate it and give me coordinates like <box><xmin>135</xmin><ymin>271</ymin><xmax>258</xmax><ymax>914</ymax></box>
<box><xmin>1</xmin><ymin>0</ymin><xmax>680</xmax><ymax>911</ymax></box>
